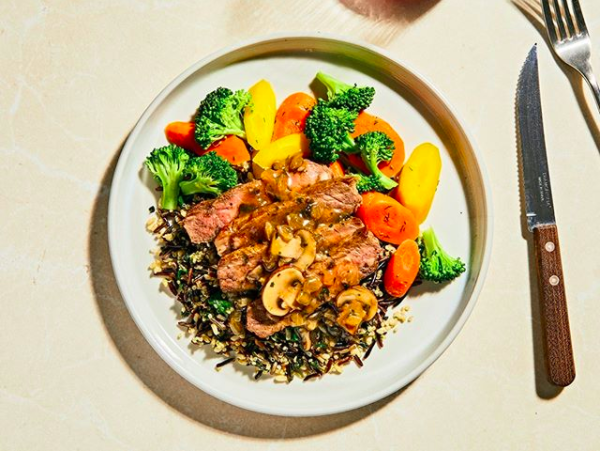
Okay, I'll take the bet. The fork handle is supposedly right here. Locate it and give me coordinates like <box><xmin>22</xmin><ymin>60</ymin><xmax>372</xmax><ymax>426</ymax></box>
<box><xmin>580</xmin><ymin>65</ymin><xmax>600</xmax><ymax>114</ymax></box>
<box><xmin>533</xmin><ymin>224</ymin><xmax>576</xmax><ymax>386</ymax></box>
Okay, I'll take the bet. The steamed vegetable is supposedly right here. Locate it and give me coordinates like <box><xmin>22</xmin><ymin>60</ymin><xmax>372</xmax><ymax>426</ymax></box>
<box><xmin>208</xmin><ymin>135</ymin><xmax>251</xmax><ymax>165</ymax></box>
<box><xmin>354</xmin><ymin>173</ymin><xmax>392</xmax><ymax>193</ymax></box>
<box><xmin>356</xmin><ymin>192</ymin><xmax>419</xmax><ymax>244</ymax></box>
<box><xmin>348</xmin><ymin>112</ymin><xmax>405</xmax><ymax>177</ymax></box>
<box><xmin>347</xmin><ymin>131</ymin><xmax>397</xmax><ymax>192</ymax></box>
<box><xmin>252</xmin><ymin>133</ymin><xmax>309</xmax><ymax>172</ymax></box>
<box><xmin>315</xmin><ymin>72</ymin><xmax>375</xmax><ymax>112</ymax></box>
<box><xmin>395</xmin><ymin>143</ymin><xmax>441</xmax><ymax>224</ymax></box>
<box><xmin>384</xmin><ymin>239</ymin><xmax>420</xmax><ymax>298</ymax></box>
<box><xmin>165</xmin><ymin>121</ymin><xmax>205</xmax><ymax>155</ymax></box>
<box><xmin>418</xmin><ymin>227</ymin><xmax>466</xmax><ymax>283</ymax></box>
<box><xmin>304</xmin><ymin>101</ymin><xmax>358</xmax><ymax>163</ymax></box>
<box><xmin>329</xmin><ymin>161</ymin><xmax>345</xmax><ymax>178</ymax></box>
<box><xmin>272</xmin><ymin>92</ymin><xmax>316</xmax><ymax>141</ymax></box>
<box><xmin>179</xmin><ymin>151</ymin><xmax>237</xmax><ymax>197</ymax></box>
<box><xmin>244</xmin><ymin>79</ymin><xmax>277</xmax><ymax>150</ymax></box>
<box><xmin>194</xmin><ymin>87</ymin><xmax>251</xmax><ymax>150</ymax></box>
<box><xmin>304</xmin><ymin>101</ymin><xmax>398</xmax><ymax>191</ymax></box>
<box><xmin>145</xmin><ymin>145</ymin><xmax>190</xmax><ymax>210</ymax></box>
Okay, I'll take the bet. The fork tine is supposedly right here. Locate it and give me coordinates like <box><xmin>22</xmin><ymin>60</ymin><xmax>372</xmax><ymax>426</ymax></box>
<box><xmin>571</xmin><ymin>0</ymin><xmax>589</xmax><ymax>35</ymax></box>
<box><xmin>541</xmin><ymin>0</ymin><xmax>560</xmax><ymax>43</ymax></box>
<box><xmin>552</xmin><ymin>0</ymin><xmax>568</xmax><ymax>39</ymax></box>
<box><xmin>559</xmin><ymin>0</ymin><xmax>577</xmax><ymax>37</ymax></box>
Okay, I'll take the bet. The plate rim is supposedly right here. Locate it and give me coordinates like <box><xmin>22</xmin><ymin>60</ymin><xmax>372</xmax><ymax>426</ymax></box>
<box><xmin>107</xmin><ymin>31</ymin><xmax>494</xmax><ymax>417</ymax></box>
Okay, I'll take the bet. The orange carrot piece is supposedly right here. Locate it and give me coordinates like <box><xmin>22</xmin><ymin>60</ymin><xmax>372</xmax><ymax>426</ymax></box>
<box><xmin>164</xmin><ymin>121</ymin><xmax>205</xmax><ymax>155</ymax></box>
<box><xmin>272</xmin><ymin>93</ymin><xmax>316</xmax><ymax>141</ymax></box>
<box><xmin>348</xmin><ymin>112</ymin><xmax>405</xmax><ymax>177</ymax></box>
<box><xmin>384</xmin><ymin>239</ymin><xmax>420</xmax><ymax>297</ymax></box>
<box><xmin>329</xmin><ymin>161</ymin><xmax>345</xmax><ymax>178</ymax></box>
<box><xmin>207</xmin><ymin>135</ymin><xmax>251</xmax><ymax>165</ymax></box>
<box><xmin>359</xmin><ymin>191</ymin><xmax>381</xmax><ymax>208</ymax></box>
<box><xmin>356</xmin><ymin>193</ymin><xmax>419</xmax><ymax>244</ymax></box>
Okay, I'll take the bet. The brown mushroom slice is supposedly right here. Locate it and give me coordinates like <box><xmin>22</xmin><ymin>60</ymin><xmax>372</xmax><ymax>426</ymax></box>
<box><xmin>261</xmin><ymin>266</ymin><xmax>305</xmax><ymax>317</ymax></box>
<box><xmin>336</xmin><ymin>286</ymin><xmax>378</xmax><ymax>321</ymax></box>
<box><xmin>270</xmin><ymin>235</ymin><xmax>303</xmax><ymax>259</ymax></box>
<box><xmin>294</xmin><ymin>230</ymin><xmax>316</xmax><ymax>271</ymax></box>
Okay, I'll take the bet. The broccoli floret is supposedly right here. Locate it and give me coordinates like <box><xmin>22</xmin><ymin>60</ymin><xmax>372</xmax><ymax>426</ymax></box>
<box><xmin>304</xmin><ymin>101</ymin><xmax>358</xmax><ymax>163</ymax></box>
<box><xmin>418</xmin><ymin>227</ymin><xmax>466</xmax><ymax>283</ymax></box>
<box><xmin>145</xmin><ymin>144</ymin><xmax>189</xmax><ymax>211</ymax></box>
<box><xmin>207</xmin><ymin>293</ymin><xmax>233</xmax><ymax>316</ymax></box>
<box><xmin>354</xmin><ymin>172</ymin><xmax>394</xmax><ymax>193</ymax></box>
<box><xmin>316</xmin><ymin>72</ymin><xmax>375</xmax><ymax>112</ymax></box>
<box><xmin>194</xmin><ymin>87</ymin><xmax>251</xmax><ymax>150</ymax></box>
<box><xmin>349</xmin><ymin>131</ymin><xmax>397</xmax><ymax>191</ymax></box>
<box><xmin>179</xmin><ymin>151</ymin><xmax>237</xmax><ymax>197</ymax></box>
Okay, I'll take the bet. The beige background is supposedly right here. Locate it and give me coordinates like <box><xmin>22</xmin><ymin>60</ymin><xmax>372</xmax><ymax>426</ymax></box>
<box><xmin>2</xmin><ymin>0</ymin><xmax>600</xmax><ymax>449</ymax></box>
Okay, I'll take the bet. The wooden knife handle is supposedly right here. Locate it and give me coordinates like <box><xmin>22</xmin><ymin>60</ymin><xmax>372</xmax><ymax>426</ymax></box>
<box><xmin>533</xmin><ymin>224</ymin><xmax>576</xmax><ymax>386</ymax></box>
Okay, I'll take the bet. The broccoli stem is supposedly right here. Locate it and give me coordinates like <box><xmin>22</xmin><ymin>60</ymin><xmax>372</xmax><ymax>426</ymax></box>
<box><xmin>221</xmin><ymin>128</ymin><xmax>246</xmax><ymax>139</ymax></box>
<box><xmin>161</xmin><ymin>181</ymin><xmax>181</xmax><ymax>211</ymax></box>
<box><xmin>342</xmin><ymin>133</ymin><xmax>357</xmax><ymax>153</ymax></box>
<box><xmin>180</xmin><ymin>175</ymin><xmax>221</xmax><ymax>197</ymax></box>
<box><xmin>362</xmin><ymin>150</ymin><xmax>398</xmax><ymax>190</ymax></box>
<box><xmin>316</xmin><ymin>71</ymin><xmax>351</xmax><ymax>98</ymax></box>
<box><xmin>421</xmin><ymin>228</ymin><xmax>438</xmax><ymax>257</ymax></box>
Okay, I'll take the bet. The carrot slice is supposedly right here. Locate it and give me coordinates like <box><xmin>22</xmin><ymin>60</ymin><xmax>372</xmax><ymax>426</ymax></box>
<box><xmin>164</xmin><ymin>121</ymin><xmax>205</xmax><ymax>155</ymax></box>
<box><xmin>384</xmin><ymin>239</ymin><xmax>420</xmax><ymax>297</ymax></box>
<box><xmin>208</xmin><ymin>135</ymin><xmax>251</xmax><ymax>165</ymax></box>
<box><xmin>348</xmin><ymin>112</ymin><xmax>405</xmax><ymax>177</ymax></box>
<box><xmin>356</xmin><ymin>193</ymin><xmax>419</xmax><ymax>244</ymax></box>
<box><xmin>272</xmin><ymin>93</ymin><xmax>316</xmax><ymax>141</ymax></box>
<box><xmin>329</xmin><ymin>160</ymin><xmax>345</xmax><ymax>178</ymax></box>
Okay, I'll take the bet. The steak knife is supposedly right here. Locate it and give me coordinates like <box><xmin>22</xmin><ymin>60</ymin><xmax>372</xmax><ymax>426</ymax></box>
<box><xmin>517</xmin><ymin>45</ymin><xmax>575</xmax><ymax>387</ymax></box>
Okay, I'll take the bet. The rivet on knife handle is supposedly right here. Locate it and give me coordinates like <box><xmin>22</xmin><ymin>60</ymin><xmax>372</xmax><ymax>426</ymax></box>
<box><xmin>533</xmin><ymin>224</ymin><xmax>575</xmax><ymax>386</ymax></box>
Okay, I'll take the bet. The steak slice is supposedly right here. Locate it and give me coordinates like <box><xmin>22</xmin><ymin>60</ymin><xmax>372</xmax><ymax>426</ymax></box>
<box><xmin>287</xmin><ymin>160</ymin><xmax>333</xmax><ymax>190</ymax></box>
<box><xmin>215</xmin><ymin>177</ymin><xmax>361</xmax><ymax>255</ymax></box>
<box><xmin>262</xmin><ymin>160</ymin><xmax>334</xmax><ymax>200</ymax></box>
<box><xmin>217</xmin><ymin>243</ymin><xmax>269</xmax><ymax>293</ymax></box>
<box><xmin>306</xmin><ymin>229</ymin><xmax>384</xmax><ymax>299</ymax></box>
<box><xmin>218</xmin><ymin>217</ymin><xmax>366</xmax><ymax>293</ymax></box>
<box><xmin>246</xmin><ymin>302</ymin><xmax>294</xmax><ymax>339</ymax></box>
<box><xmin>182</xmin><ymin>180</ymin><xmax>269</xmax><ymax>244</ymax></box>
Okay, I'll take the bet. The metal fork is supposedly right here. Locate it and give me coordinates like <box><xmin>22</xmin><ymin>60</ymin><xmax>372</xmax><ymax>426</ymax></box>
<box><xmin>541</xmin><ymin>0</ymin><xmax>600</xmax><ymax>112</ymax></box>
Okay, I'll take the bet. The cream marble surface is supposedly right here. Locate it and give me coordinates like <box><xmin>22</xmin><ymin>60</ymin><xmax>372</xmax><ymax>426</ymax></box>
<box><xmin>2</xmin><ymin>0</ymin><xmax>600</xmax><ymax>449</ymax></box>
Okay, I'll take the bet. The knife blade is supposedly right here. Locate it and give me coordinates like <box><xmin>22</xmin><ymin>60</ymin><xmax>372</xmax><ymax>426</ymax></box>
<box><xmin>517</xmin><ymin>45</ymin><xmax>556</xmax><ymax>231</ymax></box>
<box><xmin>517</xmin><ymin>44</ymin><xmax>575</xmax><ymax>387</ymax></box>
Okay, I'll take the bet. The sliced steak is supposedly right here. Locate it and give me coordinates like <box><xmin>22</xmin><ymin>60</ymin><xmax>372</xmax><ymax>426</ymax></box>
<box><xmin>218</xmin><ymin>217</ymin><xmax>366</xmax><ymax>293</ymax></box>
<box><xmin>306</xmin><ymin>229</ymin><xmax>384</xmax><ymax>298</ymax></box>
<box><xmin>262</xmin><ymin>160</ymin><xmax>333</xmax><ymax>200</ymax></box>
<box><xmin>215</xmin><ymin>177</ymin><xmax>361</xmax><ymax>255</ymax></box>
<box><xmin>287</xmin><ymin>160</ymin><xmax>333</xmax><ymax>190</ymax></box>
<box><xmin>217</xmin><ymin>244</ymin><xmax>269</xmax><ymax>293</ymax></box>
<box><xmin>182</xmin><ymin>180</ymin><xmax>269</xmax><ymax>244</ymax></box>
<box><xmin>313</xmin><ymin>217</ymin><xmax>364</xmax><ymax>248</ymax></box>
<box><xmin>246</xmin><ymin>302</ymin><xmax>294</xmax><ymax>339</ymax></box>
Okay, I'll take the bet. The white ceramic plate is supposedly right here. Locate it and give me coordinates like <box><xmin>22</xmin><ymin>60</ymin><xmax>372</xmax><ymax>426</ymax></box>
<box><xmin>108</xmin><ymin>33</ymin><xmax>493</xmax><ymax>417</ymax></box>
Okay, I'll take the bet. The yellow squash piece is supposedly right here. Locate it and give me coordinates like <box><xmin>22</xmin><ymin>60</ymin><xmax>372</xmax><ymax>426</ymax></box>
<box><xmin>252</xmin><ymin>133</ymin><xmax>309</xmax><ymax>172</ymax></box>
<box><xmin>244</xmin><ymin>79</ymin><xmax>276</xmax><ymax>150</ymax></box>
<box><xmin>397</xmin><ymin>143</ymin><xmax>442</xmax><ymax>224</ymax></box>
